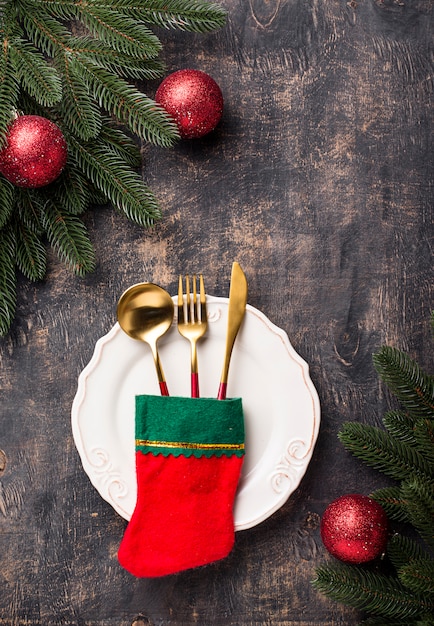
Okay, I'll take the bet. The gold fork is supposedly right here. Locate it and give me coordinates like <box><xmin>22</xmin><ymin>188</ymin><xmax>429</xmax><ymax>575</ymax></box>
<box><xmin>177</xmin><ymin>274</ymin><xmax>208</xmax><ymax>397</ymax></box>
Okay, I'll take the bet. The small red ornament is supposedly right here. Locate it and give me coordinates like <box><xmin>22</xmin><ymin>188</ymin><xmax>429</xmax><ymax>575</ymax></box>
<box><xmin>320</xmin><ymin>494</ymin><xmax>389</xmax><ymax>564</ymax></box>
<box><xmin>0</xmin><ymin>115</ymin><xmax>67</xmax><ymax>188</ymax></box>
<box><xmin>155</xmin><ymin>69</ymin><xmax>223</xmax><ymax>139</ymax></box>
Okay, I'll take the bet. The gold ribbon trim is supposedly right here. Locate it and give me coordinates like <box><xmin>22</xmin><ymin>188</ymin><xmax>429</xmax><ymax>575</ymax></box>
<box><xmin>136</xmin><ymin>439</ymin><xmax>245</xmax><ymax>451</ymax></box>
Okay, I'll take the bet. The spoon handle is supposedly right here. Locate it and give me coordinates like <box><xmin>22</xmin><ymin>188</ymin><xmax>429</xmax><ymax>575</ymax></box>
<box><xmin>151</xmin><ymin>342</ymin><xmax>169</xmax><ymax>396</ymax></box>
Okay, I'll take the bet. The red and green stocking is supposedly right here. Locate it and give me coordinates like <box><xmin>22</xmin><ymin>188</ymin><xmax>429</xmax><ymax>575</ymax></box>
<box><xmin>118</xmin><ymin>395</ymin><xmax>245</xmax><ymax>577</ymax></box>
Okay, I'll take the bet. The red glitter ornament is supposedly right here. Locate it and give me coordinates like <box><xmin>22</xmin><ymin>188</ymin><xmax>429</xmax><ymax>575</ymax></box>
<box><xmin>0</xmin><ymin>115</ymin><xmax>67</xmax><ymax>188</ymax></box>
<box><xmin>320</xmin><ymin>494</ymin><xmax>389</xmax><ymax>564</ymax></box>
<box><xmin>155</xmin><ymin>69</ymin><xmax>223</xmax><ymax>139</ymax></box>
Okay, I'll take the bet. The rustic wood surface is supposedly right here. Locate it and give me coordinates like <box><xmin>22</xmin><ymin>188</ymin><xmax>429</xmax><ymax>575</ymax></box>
<box><xmin>0</xmin><ymin>1</ymin><xmax>433</xmax><ymax>624</ymax></box>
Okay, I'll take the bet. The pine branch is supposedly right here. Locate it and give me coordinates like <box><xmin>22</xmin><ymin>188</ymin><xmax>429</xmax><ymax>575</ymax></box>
<box><xmin>13</xmin><ymin>217</ymin><xmax>47</xmax><ymax>280</ymax></box>
<box><xmin>73</xmin><ymin>59</ymin><xmax>180</xmax><ymax>146</ymax></box>
<box><xmin>15</xmin><ymin>188</ymin><xmax>44</xmax><ymax>235</ymax></box>
<box><xmin>315</xmin><ymin>346</ymin><xmax>434</xmax><ymax>623</ymax></box>
<box><xmin>67</xmin><ymin>133</ymin><xmax>162</xmax><ymax>227</ymax></box>
<box><xmin>0</xmin><ymin>34</ymin><xmax>20</xmax><ymax>146</ymax></box>
<box><xmin>382</xmin><ymin>411</ymin><xmax>434</xmax><ymax>467</ymax></box>
<box><xmin>414</xmin><ymin>418</ymin><xmax>434</xmax><ymax>464</ymax></box>
<box><xmin>56</xmin><ymin>53</ymin><xmax>102</xmax><ymax>141</ymax></box>
<box><xmin>338</xmin><ymin>421</ymin><xmax>433</xmax><ymax>482</ymax></box>
<box><xmin>383</xmin><ymin>410</ymin><xmax>419</xmax><ymax>443</ymax></box>
<box><xmin>121</xmin><ymin>0</ymin><xmax>228</xmax><ymax>32</ymax></box>
<box><xmin>9</xmin><ymin>37</ymin><xmax>62</xmax><ymax>106</ymax></box>
<box><xmin>52</xmin><ymin>168</ymin><xmax>91</xmax><ymax>216</ymax></box>
<box><xmin>40</xmin><ymin>198</ymin><xmax>96</xmax><ymax>275</ymax></box>
<box><xmin>0</xmin><ymin>228</ymin><xmax>17</xmax><ymax>336</ymax></box>
<box><xmin>401</xmin><ymin>477</ymin><xmax>434</xmax><ymax>551</ymax></box>
<box><xmin>98</xmin><ymin>123</ymin><xmax>142</xmax><ymax>168</ymax></box>
<box><xmin>387</xmin><ymin>533</ymin><xmax>427</xmax><ymax>572</ymax></box>
<box><xmin>373</xmin><ymin>346</ymin><xmax>434</xmax><ymax>420</ymax></box>
<box><xmin>399</xmin><ymin>558</ymin><xmax>434</xmax><ymax>596</ymax></box>
<box><xmin>0</xmin><ymin>0</ymin><xmax>226</xmax><ymax>334</ymax></box>
<box><xmin>67</xmin><ymin>38</ymin><xmax>165</xmax><ymax>80</ymax></box>
<box><xmin>312</xmin><ymin>563</ymin><xmax>434</xmax><ymax>619</ymax></box>
<box><xmin>371</xmin><ymin>486</ymin><xmax>410</xmax><ymax>523</ymax></box>
<box><xmin>19</xmin><ymin>7</ymin><xmax>71</xmax><ymax>58</ymax></box>
<box><xmin>360</xmin><ymin>617</ymin><xmax>433</xmax><ymax>626</ymax></box>
<box><xmin>30</xmin><ymin>0</ymin><xmax>227</xmax><ymax>34</ymax></box>
<box><xmin>0</xmin><ymin>177</ymin><xmax>15</xmax><ymax>228</ymax></box>
<box><xmin>78</xmin><ymin>8</ymin><xmax>162</xmax><ymax>58</ymax></box>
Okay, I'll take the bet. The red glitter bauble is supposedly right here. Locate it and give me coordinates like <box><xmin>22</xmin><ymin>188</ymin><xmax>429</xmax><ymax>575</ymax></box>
<box><xmin>0</xmin><ymin>115</ymin><xmax>67</xmax><ymax>188</ymax></box>
<box><xmin>320</xmin><ymin>494</ymin><xmax>389</xmax><ymax>564</ymax></box>
<box><xmin>155</xmin><ymin>69</ymin><xmax>223</xmax><ymax>139</ymax></box>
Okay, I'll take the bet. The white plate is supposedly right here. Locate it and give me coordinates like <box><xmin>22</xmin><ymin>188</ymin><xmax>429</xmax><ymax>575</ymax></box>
<box><xmin>71</xmin><ymin>296</ymin><xmax>320</xmax><ymax>531</ymax></box>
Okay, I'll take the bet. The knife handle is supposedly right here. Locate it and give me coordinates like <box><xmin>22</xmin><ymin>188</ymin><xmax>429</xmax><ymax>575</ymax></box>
<box><xmin>217</xmin><ymin>382</ymin><xmax>227</xmax><ymax>400</ymax></box>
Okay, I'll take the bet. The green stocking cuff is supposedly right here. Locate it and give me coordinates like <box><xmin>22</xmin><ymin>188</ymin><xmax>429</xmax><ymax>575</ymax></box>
<box><xmin>135</xmin><ymin>395</ymin><xmax>245</xmax><ymax>458</ymax></box>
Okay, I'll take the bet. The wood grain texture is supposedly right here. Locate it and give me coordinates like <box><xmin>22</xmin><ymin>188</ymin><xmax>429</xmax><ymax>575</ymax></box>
<box><xmin>0</xmin><ymin>1</ymin><xmax>433</xmax><ymax>624</ymax></box>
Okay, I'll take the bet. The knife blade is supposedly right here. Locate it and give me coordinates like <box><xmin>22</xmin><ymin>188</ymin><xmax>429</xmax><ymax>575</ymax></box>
<box><xmin>217</xmin><ymin>262</ymin><xmax>248</xmax><ymax>400</ymax></box>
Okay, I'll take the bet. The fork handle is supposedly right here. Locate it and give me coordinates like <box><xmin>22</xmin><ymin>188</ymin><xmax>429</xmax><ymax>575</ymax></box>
<box><xmin>159</xmin><ymin>381</ymin><xmax>169</xmax><ymax>396</ymax></box>
<box><xmin>191</xmin><ymin>373</ymin><xmax>199</xmax><ymax>398</ymax></box>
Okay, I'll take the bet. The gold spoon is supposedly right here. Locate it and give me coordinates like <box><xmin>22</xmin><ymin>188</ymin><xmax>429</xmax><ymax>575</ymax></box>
<box><xmin>117</xmin><ymin>282</ymin><xmax>174</xmax><ymax>396</ymax></box>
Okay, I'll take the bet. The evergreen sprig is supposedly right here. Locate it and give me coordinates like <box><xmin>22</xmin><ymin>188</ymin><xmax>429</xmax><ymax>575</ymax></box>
<box><xmin>312</xmin><ymin>341</ymin><xmax>434</xmax><ymax>625</ymax></box>
<box><xmin>0</xmin><ymin>0</ymin><xmax>226</xmax><ymax>335</ymax></box>
<box><xmin>373</xmin><ymin>346</ymin><xmax>434</xmax><ymax>420</ymax></box>
<box><xmin>314</xmin><ymin>562</ymin><xmax>434</xmax><ymax>620</ymax></box>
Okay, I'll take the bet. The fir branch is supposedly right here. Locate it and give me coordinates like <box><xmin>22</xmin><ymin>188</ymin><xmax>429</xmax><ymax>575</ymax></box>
<box><xmin>387</xmin><ymin>533</ymin><xmax>427</xmax><ymax>572</ymax></box>
<box><xmin>122</xmin><ymin>0</ymin><xmax>227</xmax><ymax>33</ymax></box>
<box><xmin>15</xmin><ymin>188</ymin><xmax>44</xmax><ymax>235</ymax></box>
<box><xmin>0</xmin><ymin>35</ymin><xmax>20</xmax><ymax>144</ymax></box>
<box><xmin>67</xmin><ymin>133</ymin><xmax>162</xmax><ymax>227</ymax></box>
<box><xmin>72</xmin><ymin>58</ymin><xmax>180</xmax><ymax>146</ymax></box>
<box><xmin>312</xmin><ymin>563</ymin><xmax>434</xmax><ymax>619</ymax></box>
<box><xmin>383</xmin><ymin>411</ymin><xmax>434</xmax><ymax>465</ymax></box>
<box><xmin>371</xmin><ymin>486</ymin><xmax>410</xmax><ymax>523</ymax></box>
<box><xmin>373</xmin><ymin>346</ymin><xmax>434</xmax><ymax>420</ymax></box>
<box><xmin>32</xmin><ymin>0</ymin><xmax>228</xmax><ymax>33</ymax></box>
<box><xmin>9</xmin><ymin>37</ymin><xmax>62</xmax><ymax>106</ymax></box>
<box><xmin>414</xmin><ymin>418</ymin><xmax>434</xmax><ymax>465</ymax></box>
<box><xmin>51</xmin><ymin>167</ymin><xmax>91</xmax><ymax>216</ymax></box>
<box><xmin>78</xmin><ymin>8</ymin><xmax>162</xmax><ymax>59</ymax></box>
<box><xmin>0</xmin><ymin>228</ymin><xmax>17</xmax><ymax>336</ymax></box>
<box><xmin>399</xmin><ymin>558</ymin><xmax>434</xmax><ymax>596</ymax></box>
<box><xmin>0</xmin><ymin>177</ymin><xmax>15</xmax><ymax>229</ymax></box>
<box><xmin>98</xmin><ymin>123</ymin><xmax>142</xmax><ymax>168</ymax></box>
<box><xmin>316</xmin><ymin>345</ymin><xmax>434</xmax><ymax>624</ymax></box>
<box><xmin>98</xmin><ymin>55</ymin><xmax>165</xmax><ymax>81</ymax></box>
<box><xmin>56</xmin><ymin>52</ymin><xmax>102</xmax><ymax>140</ymax></box>
<box><xmin>22</xmin><ymin>0</ymin><xmax>76</xmax><ymax>22</ymax></box>
<box><xmin>360</xmin><ymin>618</ymin><xmax>431</xmax><ymax>625</ymax></box>
<box><xmin>383</xmin><ymin>410</ymin><xmax>419</xmax><ymax>443</ymax></box>
<box><xmin>40</xmin><ymin>198</ymin><xmax>96</xmax><ymax>275</ymax></box>
<box><xmin>401</xmin><ymin>477</ymin><xmax>434</xmax><ymax>551</ymax></box>
<box><xmin>13</xmin><ymin>217</ymin><xmax>47</xmax><ymax>280</ymax></box>
<box><xmin>67</xmin><ymin>37</ymin><xmax>165</xmax><ymax>80</ymax></box>
<box><xmin>0</xmin><ymin>0</ymin><xmax>226</xmax><ymax>335</ymax></box>
<box><xmin>338</xmin><ymin>421</ymin><xmax>433</xmax><ymax>482</ymax></box>
<box><xmin>19</xmin><ymin>7</ymin><xmax>71</xmax><ymax>58</ymax></box>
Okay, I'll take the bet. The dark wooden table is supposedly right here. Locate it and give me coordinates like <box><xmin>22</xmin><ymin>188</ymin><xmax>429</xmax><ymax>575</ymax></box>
<box><xmin>1</xmin><ymin>1</ymin><xmax>433</xmax><ymax>624</ymax></box>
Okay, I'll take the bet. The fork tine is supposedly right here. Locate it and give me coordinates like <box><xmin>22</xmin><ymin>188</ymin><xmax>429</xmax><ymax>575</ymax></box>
<box><xmin>185</xmin><ymin>274</ymin><xmax>191</xmax><ymax>322</ymax></box>
<box><xmin>177</xmin><ymin>273</ymin><xmax>208</xmax><ymax>398</ymax></box>
<box><xmin>192</xmin><ymin>274</ymin><xmax>197</xmax><ymax>322</ymax></box>
<box><xmin>178</xmin><ymin>275</ymin><xmax>185</xmax><ymax>323</ymax></box>
<box><xmin>199</xmin><ymin>274</ymin><xmax>206</xmax><ymax>323</ymax></box>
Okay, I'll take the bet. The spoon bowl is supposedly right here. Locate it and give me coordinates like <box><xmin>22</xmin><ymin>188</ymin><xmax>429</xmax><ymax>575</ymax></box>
<box><xmin>117</xmin><ymin>282</ymin><xmax>174</xmax><ymax>395</ymax></box>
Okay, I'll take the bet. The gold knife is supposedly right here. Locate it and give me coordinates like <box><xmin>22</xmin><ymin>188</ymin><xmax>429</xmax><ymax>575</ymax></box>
<box><xmin>217</xmin><ymin>262</ymin><xmax>248</xmax><ymax>400</ymax></box>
